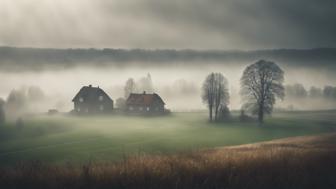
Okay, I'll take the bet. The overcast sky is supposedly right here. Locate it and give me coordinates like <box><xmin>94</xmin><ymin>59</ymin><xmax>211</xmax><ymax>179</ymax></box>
<box><xmin>0</xmin><ymin>0</ymin><xmax>335</xmax><ymax>50</ymax></box>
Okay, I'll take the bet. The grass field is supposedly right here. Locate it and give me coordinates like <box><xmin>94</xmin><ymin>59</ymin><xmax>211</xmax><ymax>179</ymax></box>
<box><xmin>1</xmin><ymin>131</ymin><xmax>336</xmax><ymax>189</ymax></box>
<box><xmin>0</xmin><ymin>111</ymin><xmax>335</xmax><ymax>165</ymax></box>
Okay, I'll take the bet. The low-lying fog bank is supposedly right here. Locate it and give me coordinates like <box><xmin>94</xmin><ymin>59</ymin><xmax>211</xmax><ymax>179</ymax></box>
<box><xmin>1</xmin><ymin>60</ymin><xmax>336</xmax><ymax>119</ymax></box>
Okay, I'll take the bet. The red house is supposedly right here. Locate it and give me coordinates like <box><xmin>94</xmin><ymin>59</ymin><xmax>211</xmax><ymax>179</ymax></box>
<box><xmin>126</xmin><ymin>91</ymin><xmax>165</xmax><ymax>113</ymax></box>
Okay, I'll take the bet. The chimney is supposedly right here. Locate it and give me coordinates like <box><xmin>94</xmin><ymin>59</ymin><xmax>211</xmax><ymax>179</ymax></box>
<box><xmin>143</xmin><ymin>91</ymin><xmax>146</xmax><ymax>94</ymax></box>
<box><xmin>89</xmin><ymin>85</ymin><xmax>92</xmax><ymax>88</ymax></box>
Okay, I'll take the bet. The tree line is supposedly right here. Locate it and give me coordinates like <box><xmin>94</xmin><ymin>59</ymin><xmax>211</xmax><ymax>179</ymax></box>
<box><xmin>1</xmin><ymin>46</ymin><xmax>336</xmax><ymax>71</ymax></box>
<box><xmin>285</xmin><ymin>84</ymin><xmax>336</xmax><ymax>99</ymax></box>
<box><xmin>0</xmin><ymin>86</ymin><xmax>45</xmax><ymax>125</ymax></box>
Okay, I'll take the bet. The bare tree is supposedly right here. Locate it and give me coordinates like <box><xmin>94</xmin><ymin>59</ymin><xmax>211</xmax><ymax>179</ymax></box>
<box><xmin>240</xmin><ymin>60</ymin><xmax>284</xmax><ymax>124</ymax></box>
<box><xmin>202</xmin><ymin>73</ymin><xmax>230</xmax><ymax>122</ymax></box>
<box><xmin>202</xmin><ymin>73</ymin><xmax>215</xmax><ymax>121</ymax></box>
<box><xmin>124</xmin><ymin>78</ymin><xmax>136</xmax><ymax>99</ymax></box>
<box><xmin>137</xmin><ymin>73</ymin><xmax>154</xmax><ymax>93</ymax></box>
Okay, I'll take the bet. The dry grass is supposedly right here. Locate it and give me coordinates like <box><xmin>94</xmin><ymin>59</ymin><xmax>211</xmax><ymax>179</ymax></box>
<box><xmin>1</xmin><ymin>133</ymin><xmax>336</xmax><ymax>189</ymax></box>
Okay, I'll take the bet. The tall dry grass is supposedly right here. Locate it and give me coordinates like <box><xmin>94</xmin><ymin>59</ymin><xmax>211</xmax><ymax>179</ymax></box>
<box><xmin>0</xmin><ymin>134</ymin><xmax>336</xmax><ymax>189</ymax></box>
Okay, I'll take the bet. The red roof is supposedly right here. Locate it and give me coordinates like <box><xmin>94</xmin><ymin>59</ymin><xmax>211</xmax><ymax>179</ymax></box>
<box><xmin>126</xmin><ymin>93</ymin><xmax>165</xmax><ymax>106</ymax></box>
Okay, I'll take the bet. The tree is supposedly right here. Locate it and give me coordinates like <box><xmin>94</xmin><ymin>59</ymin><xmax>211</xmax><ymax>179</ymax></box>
<box><xmin>240</xmin><ymin>60</ymin><xmax>284</xmax><ymax>124</ymax></box>
<box><xmin>124</xmin><ymin>78</ymin><xmax>136</xmax><ymax>98</ymax></box>
<box><xmin>202</xmin><ymin>73</ymin><xmax>230</xmax><ymax>122</ymax></box>
<box><xmin>309</xmin><ymin>86</ymin><xmax>323</xmax><ymax>98</ymax></box>
<box><xmin>137</xmin><ymin>73</ymin><xmax>154</xmax><ymax>93</ymax></box>
<box><xmin>323</xmin><ymin>86</ymin><xmax>336</xmax><ymax>99</ymax></box>
<box><xmin>6</xmin><ymin>89</ymin><xmax>26</xmax><ymax>115</ymax></box>
<box><xmin>0</xmin><ymin>98</ymin><xmax>5</xmax><ymax>125</ymax></box>
<box><xmin>116</xmin><ymin>97</ymin><xmax>126</xmax><ymax>110</ymax></box>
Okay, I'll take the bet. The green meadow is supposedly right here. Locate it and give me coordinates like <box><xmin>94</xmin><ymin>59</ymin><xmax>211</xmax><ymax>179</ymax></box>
<box><xmin>0</xmin><ymin>111</ymin><xmax>335</xmax><ymax>165</ymax></box>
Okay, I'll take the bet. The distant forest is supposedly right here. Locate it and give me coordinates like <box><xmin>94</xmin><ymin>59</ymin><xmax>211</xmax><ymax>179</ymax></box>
<box><xmin>0</xmin><ymin>47</ymin><xmax>336</xmax><ymax>71</ymax></box>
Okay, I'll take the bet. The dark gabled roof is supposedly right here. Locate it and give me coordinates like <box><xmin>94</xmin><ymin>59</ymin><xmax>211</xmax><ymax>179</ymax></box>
<box><xmin>126</xmin><ymin>93</ymin><xmax>165</xmax><ymax>106</ymax></box>
<box><xmin>72</xmin><ymin>85</ymin><xmax>113</xmax><ymax>102</ymax></box>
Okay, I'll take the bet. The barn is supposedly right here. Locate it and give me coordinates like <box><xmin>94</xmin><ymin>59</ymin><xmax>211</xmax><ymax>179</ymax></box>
<box><xmin>126</xmin><ymin>92</ymin><xmax>165</xmax><ymax>114</ymax></box>
<box><xmin>72</xmin><ymin>85</ymin><xmax>113</xmax><ymax>114</ymax></box>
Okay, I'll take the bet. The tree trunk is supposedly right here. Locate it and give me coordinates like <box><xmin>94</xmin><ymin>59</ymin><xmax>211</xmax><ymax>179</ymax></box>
<box><xmin>214</xmin><ymin>105</ymin><xmax>218</xmax><ymax>121</ymax></box>
<box><xmin>209</xmin><ymin>105</ymin><xmax>213</xmax><ymax>122</ymax></box>
<box><xmin>258</xmin><ymin>104</ymin><xmax>264</xmax><ymax>124</ymax></box>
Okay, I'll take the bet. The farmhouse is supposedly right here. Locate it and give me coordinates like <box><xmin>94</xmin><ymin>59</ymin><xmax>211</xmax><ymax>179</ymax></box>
<box><xmin>72</xmin><ymin>85</ymin><xmax>113</xmax><ymax>114</ymax></box>
<box><xmin>126</xmin><ymin>91</ymin><xmax>165</xmax><ymax>113</ymax></box>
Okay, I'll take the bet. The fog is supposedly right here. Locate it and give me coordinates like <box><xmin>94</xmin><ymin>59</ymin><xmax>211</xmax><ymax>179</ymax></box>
<box><xmin>1</xmin><ymin>0</ymin><xmax>336</xmax><ymax>116</ymax></box>
<box><xmin>1</xmin><ymin>61</ymin><xmax>336</xmax><ymax>115</ymax></box>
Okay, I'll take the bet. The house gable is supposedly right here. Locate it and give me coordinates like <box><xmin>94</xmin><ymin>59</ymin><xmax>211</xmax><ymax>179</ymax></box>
<box><xmin>72</xmin><ymin>85</ymin><xmax>114</xmax><ymax>114</ymax></box>
<box><xmin>72</xmin><ymin>85</ymin><xmax>113</xmax><ymax>103</ymax></box>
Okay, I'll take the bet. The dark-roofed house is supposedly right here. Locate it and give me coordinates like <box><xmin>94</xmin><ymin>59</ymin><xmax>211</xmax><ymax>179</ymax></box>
<box><xmin>126</xmin><ymin>91</ymin><xmax>165</xmax><ymax>114</ymax></box>
<box><xmin>72</xmin><ymin>85</ymin><xmax>113</xmax><ymax>114</ymax></box>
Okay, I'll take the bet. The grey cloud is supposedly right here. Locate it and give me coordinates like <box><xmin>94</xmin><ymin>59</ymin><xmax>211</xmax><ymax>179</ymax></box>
<box><xmin>129</xmin><ymin>0</ymin><xmax>336</xmax><ymax>49</ymax></box>
<box><xmin>0</xmin><ymin>0</ymin><xmax>335</xmax><ymax>49</ymax></box>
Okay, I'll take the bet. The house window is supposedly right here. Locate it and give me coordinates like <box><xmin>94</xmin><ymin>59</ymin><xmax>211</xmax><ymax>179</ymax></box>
<box><xmin>99</xmin><ymin>105</ymin><xmax>104</xmax><ymax>111</ymax></box>
<box><xmin>146</xmin><ymin>107</ymin><xmax>150</xmax><ymax>111</ymax></box>
<box><xmin>79</xmin><ymin>97</ymin><xmax>84</xmax><ymax>102</ymax></box>
<box><xmin>99</xmin><ymin>96</ymin><xmax>103</xmax><ymax>101</ymax></box>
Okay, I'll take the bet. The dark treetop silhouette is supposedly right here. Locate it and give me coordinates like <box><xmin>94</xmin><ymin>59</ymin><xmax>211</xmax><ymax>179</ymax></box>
<box><xmin>240</xmin><ymin>60</ymin><xmax>285</xmax><ymax>123</ymax></box>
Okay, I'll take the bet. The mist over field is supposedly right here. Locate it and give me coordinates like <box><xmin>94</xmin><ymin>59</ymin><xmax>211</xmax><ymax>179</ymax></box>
<box><xmin>1</xmin><ymin>50</ymin><xmax>336</xmax><ymax>114</ymax></box>
<box><xmin>0</xmin><ymin>0</ymin><xmax>335</xmax><ymax>115</ymax></box>
<box><xmin>1</xmin><ymin>1</ymin><xmax>336</xmax><ymax>188</ymax></box>
<box><xmin>0</xmin><ymin>1</ymin><xmax>334</xmax><ymax>123</ymax></box>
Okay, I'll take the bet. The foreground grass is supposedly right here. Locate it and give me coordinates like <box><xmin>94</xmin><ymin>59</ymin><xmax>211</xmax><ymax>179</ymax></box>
<box><xmin>0</xmin><ymin>111</ymin><xmax>335</xmax><ymax>165</ymax></box>
<box><xmin>0</xmin><ymin>133</ymin><xmax>335</xmax><ymax>189</ymax></box>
